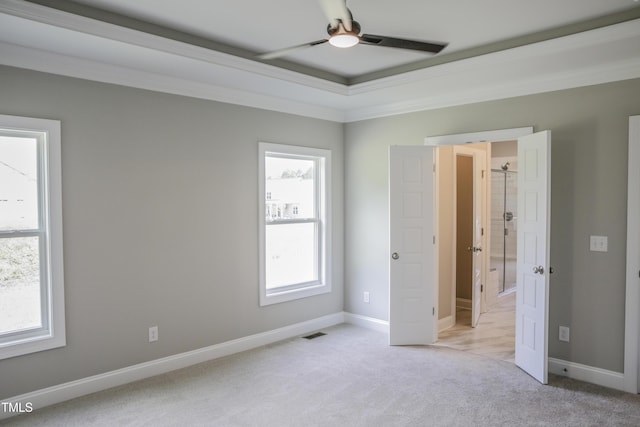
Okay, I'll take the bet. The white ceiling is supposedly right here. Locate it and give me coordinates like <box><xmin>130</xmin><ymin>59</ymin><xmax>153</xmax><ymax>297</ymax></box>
<box><xmin>58</xmin><ymin>0</ymin><xmax>640</xmax><ymax>78</ymax></box>
<box><xmin>1</xmin><ymin>0</ymin><xmax>640</xmax><ymax>122</ymax></box>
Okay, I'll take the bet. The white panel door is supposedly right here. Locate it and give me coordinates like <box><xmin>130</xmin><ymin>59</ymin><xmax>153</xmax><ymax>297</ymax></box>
<box><xmin>471</xmin><ymin>150</ymin><xmax>486</xmax><ymax>328</ymax></box>
<box><xmin>515</xmin><ymin>130</ymin><xmax>551</xmax><ymax>384</ymax></box>
<box><xmin>389</xmin><ymin>146</ymin><xmax>436</xmax><ymax>345</ymax></box>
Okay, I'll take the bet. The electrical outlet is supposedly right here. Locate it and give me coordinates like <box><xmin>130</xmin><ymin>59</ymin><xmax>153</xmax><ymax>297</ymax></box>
<box><xmin>559</xmin><ymin>326</ymin><xmax>570</xmax><ymax>342</ymax></box>
<box><xmin>590</xmin><ymin>235</ymin><xmax>608</xmax><ymax>252</ymax></box>
<box><xmin>149</xmin><ymin>326</ymin><xmax>158</xmax><ymax>342</ymax></box>
<box><xmin>363</xmin><ymin>291</ymin><xmax>370</xmax><ymax>304</ymax></box>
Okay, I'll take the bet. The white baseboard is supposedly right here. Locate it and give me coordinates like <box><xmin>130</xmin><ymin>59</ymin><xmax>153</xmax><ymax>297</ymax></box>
<box><xmin>438</xmin><ymin>315</ymin><xmax>454</xmax><ymax>332</ymax></box>
<box><xmin>548</xmin><ymin>357</ymin><xmax>625</xmax><ymax>392</ymax></box>
<box><xmin>343</xmin><ymin>312</ymin><xmax>389</xmax><ymax>334</ymax></box>
<box><xmin>456</xmin><ymin>298</ymin><xmax>471</xmax><ymax>310</ymax></box>
<box><xmin>1</xmin><ymin>312</ymin><xmax>345</xmax><ymax>420</ymax></box>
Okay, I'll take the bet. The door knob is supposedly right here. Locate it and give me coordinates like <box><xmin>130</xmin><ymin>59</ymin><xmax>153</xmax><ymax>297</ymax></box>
<box><xmin>533</xmin><ymin>265</ymin><xmax>545</xmax><ymax>275</ymax></box>
<box><xmin>392</xmin><ymin>252</ymin><xmax>399</xmax><ymax>260</ymax></box>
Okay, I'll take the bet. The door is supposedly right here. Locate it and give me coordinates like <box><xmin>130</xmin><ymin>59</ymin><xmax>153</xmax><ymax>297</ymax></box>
<box><xmin>471</xmin><ymin>150</ymin><xmax>486</xmax><ymax>327</ymax></box>
<box><xmin>389</xmin><ymin>146</ymin><xmax>436</xmax><ymax>345</ymax></box>
<box><xmin>515</xmin><ymin>130</ymin><xmax>551</xmax><ymax>384</ymax></box>
<box><xmin>455</xmin><ymin>146</ymin><xmax>486</xmax><ymax>328</ymax></box>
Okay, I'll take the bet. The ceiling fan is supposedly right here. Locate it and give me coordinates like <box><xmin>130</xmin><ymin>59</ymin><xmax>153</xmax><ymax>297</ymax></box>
<box><xmin>258</xmin><ymin>0</ymin><xmax>447</xmax><ymax>60</ymax></box>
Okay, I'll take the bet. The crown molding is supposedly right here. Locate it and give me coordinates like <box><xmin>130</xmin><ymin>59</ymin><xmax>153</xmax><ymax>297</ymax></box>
<box><xmin>0</xmin><ymin>0</ymin><xmax>348</xmax><ymax>96</ymax></box>
<box><xmin>342</xmin><ymin>18</ymin><xmax>640</xmax><ymax>122</ymax></box>
<box><xmin>0</xmin><ymin>41</ymin><xmax>347</xmax><ymax>123</ymax></box>
<box><xmin>1</xmin><ymin>0</ymin><xmax>640</xmax><ymax>123</ymax></box>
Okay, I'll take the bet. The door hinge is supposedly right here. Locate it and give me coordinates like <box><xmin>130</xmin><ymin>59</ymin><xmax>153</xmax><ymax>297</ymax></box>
<box><xmin>433</xmin><ymin>307</ymin><xmax>435</xmax><ymax>316</ymax></box>
<box><xmin>433</xmin><ymin>235</ymin><xmax>436</xmax><ymax>244</ymax></box>
<box><xmin>433</xmin><ymin>164</ymin><xmax>436</xmax><ymax>173</ymax></box>
<box><xmin>481</xmin><ymin>284</ymin><xmax>484</xmax><ymax>292</ymax></box>
<box><xmin>481</xmin><ymin>227</ymin><xmax>484</xmax><ymax>236</ymax></box>
<box><xmin>481</xmin><ymin>170</ymin><xmax>485</xmax><ymax>178</ymax></box>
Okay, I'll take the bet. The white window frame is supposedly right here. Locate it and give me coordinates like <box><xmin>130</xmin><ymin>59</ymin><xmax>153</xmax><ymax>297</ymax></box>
<box><xmin>258</xmin><ymin>142</ymin><xmax>331</xmax><ymax>306</ymax></box>
<box><xmin>0</xmin><ymin>114</ymin><xmax>65</xmax><ymax>360</ymax></box>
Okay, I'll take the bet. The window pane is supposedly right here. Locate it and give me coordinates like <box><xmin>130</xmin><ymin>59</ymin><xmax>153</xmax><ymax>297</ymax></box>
<box><xmin>265</xmin><ymin>156</ymin><xmax>315</xmax><ymax>221</ymax></box>
<box><xmin>265</xmin><ymin>222</ymin><xmax>318</xmax><ymax>289</ymax></box>
<box><xmin>0</xmin><ymin>136</ymin><xmax>39</xmax><ymax>231</ymax></box>
<box><xmin>0</xmin><ymin>236</ymin><xmax>42</xmax><ymax>334</ymax></box>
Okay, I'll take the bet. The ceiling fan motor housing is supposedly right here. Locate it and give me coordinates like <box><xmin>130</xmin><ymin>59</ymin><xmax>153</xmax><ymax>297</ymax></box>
<box><xmin>327</xmin><ymin>20</ymin><xmax>361</xmax><ymax>36</ymax></box>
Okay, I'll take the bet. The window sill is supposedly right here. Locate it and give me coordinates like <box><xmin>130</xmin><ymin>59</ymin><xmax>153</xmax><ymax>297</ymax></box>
<box><xmin>260</xmin><ymin>283</ymin><xmax>331</xmax><ymax>306</ymax></box>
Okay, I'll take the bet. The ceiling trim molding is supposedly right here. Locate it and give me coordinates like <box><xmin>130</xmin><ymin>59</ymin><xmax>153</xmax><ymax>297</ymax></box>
<box><xmin>1</xmin><ymin>0</ymin><xmax>639</xmax><ymax>123</ymax></box>
<box><xmin>0</xmin><ymin>0</ymin><xmax>348</xmax><ymax>96</ymax></box>
<box><xmin>348</xmin><ymin>18</ymin><xmax>640</xmax><ymax>96</ymax></box>
<box><xmin>343</xmin><ymin>55</ymin><xmax>640</xmax><ymax>123</ymax></box>
<box><xmin>0</xmin><ymin>41</ymin><xmax>347</xmax><ymax>122</ymax></box>
<box><xmin>342</xmin><ymin>18</ymin><xmax>640</xmax><ymax>122</ymax></box>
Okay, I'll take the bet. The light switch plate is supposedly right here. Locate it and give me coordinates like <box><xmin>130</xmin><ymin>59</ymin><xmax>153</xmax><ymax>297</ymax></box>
<box><xmin>590</xmin><ymin>235</ymin><xmax>608</xmax><ymax>252</ymax></box>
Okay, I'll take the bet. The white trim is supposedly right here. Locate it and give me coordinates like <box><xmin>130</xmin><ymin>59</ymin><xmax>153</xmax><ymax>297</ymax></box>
<box><xmin>456</xmin><ymin>298</ymin><xmax>472</xmax><ymax>310</ymax></box>
<box><xmin>0</xmin><ymin>312</ymin><xmax>345</xmax><ymax>420</ymax></box>
<box><xmin>624</xmin><ymin>115</ymin><xmax>640</xmax><ymax>394</ymax></box>
<box><xmin>0</xmin><ymin>42</ymin><xmax>346</xmax><ymax>123</ymax></box>
<box><xmin>1</xmin><ymin>0</ymin><xmax>640</xmax><ymax>123</ymax></box>
<box><xmin>438</xmin><ymin>315</ymin><xmax>454</xmax><ymax>332</ymax></box>
<box><xmin>0</xmin><ymin>114</ymin><xmax>65</xmax><ymax>360</ymax></box>
<box><xmin>426</xmin><ymin>127</ymin><xmax>533</xmax><ymax>146</ymax></box>
<box><xmin>343</xmin><ymin>312</ymin><xmax>389</xmax><ymax>334</ymax></box>
<box><xmin>0</xmin><ymin>0</ymin><xmax>346</xmax><ymax>96</ymax></box>
<box><xmin>258</xmin><ymin>143</ymin><xmax>332</xmax><ymax>306</ymax></box>
<box><xmin>549</xmin><ymin>357</ymin><xmax>625</xmax><ymax>392</ymax></box>
<box><xmin>452</xmin><ymin>144</ymin><xmax>489</xmax><ymax>326</ymax></box>
<box><xmin>348</xmin><ymin>18</ymin><xmax>640</xmax><ymax>96</ymax></box>
<box><xmin>426</xmin><ymin>127</ymin><xmax>532</xmax><ymax>345</ymax></box>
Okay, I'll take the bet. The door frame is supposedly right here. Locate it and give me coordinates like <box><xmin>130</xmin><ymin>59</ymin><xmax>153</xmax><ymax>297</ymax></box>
<box><xmin>452</xmin><ymin>145</ymin><xmax>488</xmax><ymax>328</ymax></box>
<box><xmin>428</xmin><ymin>127</ymin><xmax>533</xmax><ymax>340</ymax></box>
<box><xmin>424</xmin><ymin>122</ymin><xmax>640</xmax><ymax>391</ymax></box>
<box><xmin>624</xmin><ymin>115</ymin><xmax>640</xmax><ymax>393</ymax></box>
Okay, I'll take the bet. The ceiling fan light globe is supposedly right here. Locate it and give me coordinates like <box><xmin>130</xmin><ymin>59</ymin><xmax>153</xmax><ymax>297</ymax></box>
<box><xmin>329</xmin><ymin>33</ymin><xmax>359</xmax><ymax>48</ymax></box>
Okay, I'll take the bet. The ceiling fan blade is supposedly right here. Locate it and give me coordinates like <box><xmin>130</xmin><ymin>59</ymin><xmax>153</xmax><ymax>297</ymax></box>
<box><xmin>360</xmin><ymin>34</ymin><xmax>447</xmax><ymax>54</ymax></box>
<box><xmin>257</xmin><ymin>39</ymin><xmax>329</xmax><ymax>60</ymax></box>
<box><xmin>319</xmin><ymin>0</ymin><xmax>352</xmax><ymax>31</ymax></box>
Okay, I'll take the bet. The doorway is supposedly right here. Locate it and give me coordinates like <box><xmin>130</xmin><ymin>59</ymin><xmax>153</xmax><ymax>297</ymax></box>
<box><xmin>455</xmin><ymin>154</ymin><xmax>474</xmax><ymax>316</ymax></box>
<box><xmin>436</xmin><ymin>140</ymin><xmax>518</xmax><ymax>361</ymax></box>
<box><xmin>390</xmin><ymin>126</ymin><xmax>551</xmax><ymax>383</ymax></box>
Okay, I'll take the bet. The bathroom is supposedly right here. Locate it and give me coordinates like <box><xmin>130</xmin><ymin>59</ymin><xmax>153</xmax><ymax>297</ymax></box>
<box><xmin>490</xmin><ymin>141</ymin><xmax>518</xmax><ymax>295</ymax></box>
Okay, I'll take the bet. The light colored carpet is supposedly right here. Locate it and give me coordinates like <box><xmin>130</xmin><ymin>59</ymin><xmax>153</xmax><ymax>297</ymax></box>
<box><xmin>4</xmin><ymin>324</ymin><xmax>640</xmax><ymax>426</ymax></box>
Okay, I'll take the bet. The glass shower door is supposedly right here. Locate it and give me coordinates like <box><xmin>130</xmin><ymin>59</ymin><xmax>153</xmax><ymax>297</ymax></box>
<box><xmin>490</xmin><ymin>169</ymin><xmax>518</xmax><ymax>293</ymax></box>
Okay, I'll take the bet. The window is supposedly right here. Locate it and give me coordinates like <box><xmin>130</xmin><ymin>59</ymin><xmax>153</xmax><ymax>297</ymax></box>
<box><xmin>0</xmin><ymin>114</ymin><xmax>65</xmax><ymax>360</ymax></box>
<box><xmin>259</xmin><ymin>143</ymin><xmax>331</xmax><ymax>305</ymax></box>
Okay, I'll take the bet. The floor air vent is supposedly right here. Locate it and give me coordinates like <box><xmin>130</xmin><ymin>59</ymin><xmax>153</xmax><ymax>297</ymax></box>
<box><xmin>303</xmin><ymin>332</ymin><xmax>326</xmax><ymax>340</ymax></box>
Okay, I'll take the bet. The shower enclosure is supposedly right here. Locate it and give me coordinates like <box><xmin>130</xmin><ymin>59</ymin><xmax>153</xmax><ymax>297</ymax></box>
<box><xmin>490</xmin><ymin>166</ymin><xmax>518</xmax><ymax>294</ymax></box>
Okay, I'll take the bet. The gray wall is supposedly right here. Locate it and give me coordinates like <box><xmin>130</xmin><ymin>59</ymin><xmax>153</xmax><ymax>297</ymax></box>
<box><xmin>0</xmin><ymin>65</ymin><xmax>344</xmax><ymax>399</ymax></box>
<box><xmin>345</xmin><ymin>78</ymin><xmax>640</xmax><ymax>373</ymax></box>
<box><xmin>2</xmin><ymin>62</ymin><xmax>639</xmax><ymax>398</ymax></box>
